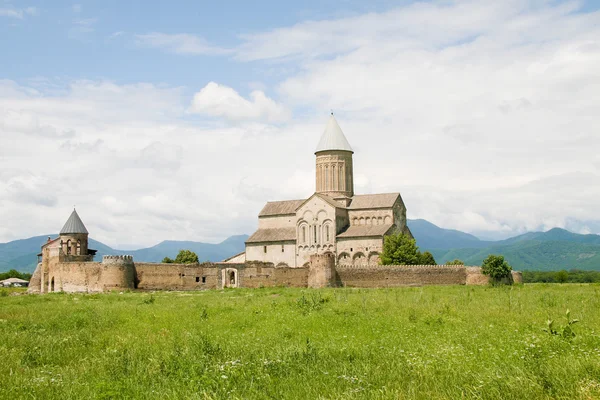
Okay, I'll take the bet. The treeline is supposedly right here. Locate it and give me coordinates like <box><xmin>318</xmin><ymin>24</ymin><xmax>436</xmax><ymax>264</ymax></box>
<box><xmin>523</xmin><ymin>269</ymin><xmax>600</xmax><ymax>283</ymax></box>
<box><xmin>0</xmin><ymin>269</ymin><xmax>32</xmax><ymax>281</ymax></box>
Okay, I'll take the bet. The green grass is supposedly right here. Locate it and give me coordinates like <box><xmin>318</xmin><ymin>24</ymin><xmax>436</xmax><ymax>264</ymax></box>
<box><xmin>1</xmin><ymin>285</ymin><xmax>600</xmax><ymax>399</ymax></box>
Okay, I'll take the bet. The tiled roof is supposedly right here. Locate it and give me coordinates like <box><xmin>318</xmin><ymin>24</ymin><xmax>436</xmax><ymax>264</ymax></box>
<box><xmin>315</xmin><ymin>115</ymin><xmax>353</xmax><ymax>153</ymax></box>
<box><xmin>246</xmin><ymin>228</ymin><xmax>297</xmax><ymax>243</ymax></box>
<box><xmin>258</xmin><ymin>200</ymin><xmax>305</xmax><ymax>216</ymax></box>
<box><xmin>336</xmin><ymin>224</ymin><xmax>395</xmax><ymax>238</ymax></box>
<box><xmin>60</xmin><ymin>209</ymin><xmax>89</xmax><ymax>234</ymax></box>
<box><xmin>349</xmin><ymin>193</ymin><xmax>400</xmax><ymax>209</ymax></box>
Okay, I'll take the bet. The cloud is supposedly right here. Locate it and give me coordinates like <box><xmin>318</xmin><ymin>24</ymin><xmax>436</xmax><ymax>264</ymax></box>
<box><xmin>0</xmin><ymin>6</ymin><xmax>37</xmax><ymax>19</ymax></box>
<box><xmin>188</xmin><ymin>82</ymin><xmax>290</xmax><ymax>122</ymax></box>
<box><xmin>135</xmin><ymin>33</ymin><xmax>231</xmax><ymax>55</ymax></box>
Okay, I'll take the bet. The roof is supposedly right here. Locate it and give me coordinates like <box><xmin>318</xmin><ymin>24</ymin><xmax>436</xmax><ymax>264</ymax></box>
<box><xmin>315</xmin><ymin>115</ymin><xmax>353</xmax><ymax>153</ymax></box>
<box><xmin>258</xmin><ymin>199</ymin><xmax>305</xmax><ymax>217</ymax></box>
<box><xmin>0</xmin><ymin>277</ymin><xmax>29</xmax><ymax>284</ymax></box>
<box><xmin>222</xmin><ymin>252</ymin><xmax>246</xmax><ymax>263</ymax></box>
<box><xmin>60</xmin><ymin>209</ymin><xmax>89</xmax><ymax>234</ymax></box>
<box><xmin>349</xmin><ymin>193</ymin><xmax>400</xmax><ymax>209</ymax></box>
<box><xmin>336</xmin><ymin>224</ymin><xmax>395</xmax><ymax>238</ymax></box>
<box><xmin>246</xmin><ymin>228</ymin><xmax>296</xmax><ymax>243</ymax></box>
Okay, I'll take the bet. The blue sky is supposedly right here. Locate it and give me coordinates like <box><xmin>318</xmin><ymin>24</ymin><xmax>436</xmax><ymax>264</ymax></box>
<box><xmin>1</xmin><ymin>0</ymin><xmax>600</xmax><ymax>247</ymax></box>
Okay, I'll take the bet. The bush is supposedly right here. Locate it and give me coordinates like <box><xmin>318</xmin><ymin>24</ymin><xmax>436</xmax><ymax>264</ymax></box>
<box><xmin>481</xmin><ymin>254</ymin><xmax>512</xmax><ymax>282</ymax></box>
<box><xmin>446</xmin><ymin>259</ymin><xmax>465</xmax><ymax>265</ymax></box>
<box><xmin>162</xmin><ymin>250</ymin><xmax>199</xmax><ymax>264</ymax></box>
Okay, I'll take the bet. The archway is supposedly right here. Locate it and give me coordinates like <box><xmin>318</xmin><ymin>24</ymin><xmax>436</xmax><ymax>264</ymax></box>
<box><xmin>50</xmin><ymin>277</ymin><xmax>55</xmax><ymax>292</ymax></box>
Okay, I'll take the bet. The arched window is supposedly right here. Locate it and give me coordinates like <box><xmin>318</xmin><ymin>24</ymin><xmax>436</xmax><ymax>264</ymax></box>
<box><xmin>326</xmin><ymin>225</ymin><xmax>330</xmax><ymax>242</ymax></box>
<box><xmin>76</xmin><ymin>240</ymin><xmax>81</xmax><ymax>255</ymax></box>
<box><xmin>314</xmin><ymin>225</ymin><xmax>317</xmax><ymax>244</ymax></box>
<box><xmin>302</xmin><ymin>226</ymin><xmax>306</xmax><ymax>243</ymax></box>
<box><xmin>325</xmin><ymin>165</ymin><xmax>329</xmax><ymax>190</ymax></box>
<box><xmin>66</xmin><ymin>240</ymin><xmax>72</xmax><ymax>255</ymax></box>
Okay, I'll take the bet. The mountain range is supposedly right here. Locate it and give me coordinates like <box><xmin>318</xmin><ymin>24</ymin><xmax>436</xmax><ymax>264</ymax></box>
<box><xmin>1</xmin><ymin>219</ymin><xmax>599</xmax><ymax>273</ymax></box>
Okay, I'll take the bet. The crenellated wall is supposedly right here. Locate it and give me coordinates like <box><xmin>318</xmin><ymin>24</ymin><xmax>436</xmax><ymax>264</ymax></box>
<box><xmin>134</xmin><ymin>262</ymin><xmax>219</xmax><ymax>290</ymax></box>
<box><xmin>336</xmin><ymin>264</ymin><xmax>468</xmax><ymax>288</ymax></box>
<box><xmin>28</xmin><ymin>251</ymin><xmax>516</xmax><ymax>294</ymax></box>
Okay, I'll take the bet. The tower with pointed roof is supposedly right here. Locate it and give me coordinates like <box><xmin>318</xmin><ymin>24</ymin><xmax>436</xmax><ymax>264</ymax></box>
<box><xmin>59</xmin><ymin>208</ymin><xmax>89</xmax><ymax>257</ymax></box>
<box><xmin>315</xmin><ymin>114</ymin><xmax>354</xmax><ymax>205</ymax></box>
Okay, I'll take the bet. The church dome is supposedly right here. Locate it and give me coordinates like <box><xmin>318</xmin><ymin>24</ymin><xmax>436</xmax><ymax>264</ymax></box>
<box><xmin>315</xmin><ymin>114</ymin><xmax>353</xmax><ymax>154</ymax></box>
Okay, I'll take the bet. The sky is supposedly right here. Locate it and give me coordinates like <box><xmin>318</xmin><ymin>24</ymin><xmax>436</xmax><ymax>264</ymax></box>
<box><xmin>1</xmin><ymin>0</ymin><xmax>599</xmax><ymax>248</ymax></box>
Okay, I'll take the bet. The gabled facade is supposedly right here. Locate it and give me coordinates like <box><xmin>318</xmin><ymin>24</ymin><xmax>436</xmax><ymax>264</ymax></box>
<box><xmin>243</xmin><ymin>115</ymin><xmax>413</xmax><ymax>267</ymax></box>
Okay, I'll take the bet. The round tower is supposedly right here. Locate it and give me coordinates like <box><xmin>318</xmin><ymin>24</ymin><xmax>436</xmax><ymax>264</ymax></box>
<box><xmin>315</xmin><ymin>114</ymin><xmax>354</xmax><ymax>204</ymax></box>
<box><xmin>101</xmin><ymin>255</ymin><xmax>135</xmax><ymax>290</ymax></box>
<box><xmin>59</xmin><ymin>208</ymin><xmax>89</xmax><ymax>256</ymax></box>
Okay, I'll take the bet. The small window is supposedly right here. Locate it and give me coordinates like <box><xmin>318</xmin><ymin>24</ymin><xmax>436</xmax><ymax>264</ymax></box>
<box><xmin>314</xmin><ymin>226</ymin><xmax>317</xmax><ymax>243</ymax></box>
<box><xmin>281</xmin><ymin>245</ymin><xmax>284</xmax><ymax>253</ymax></box>
<box><xmin>195</xmin><ymin>277</ymin><xmax>200</xmax><ymax>283</ymax></box>
<box><xmin>202</xmin><ymin>276</ymin><xmax>206</xmax><ymax>283</ymax></box>
<box><xmin>264</xmin><ymin>246</ymin><xmax>267</xmax><ymax>253</ymax></box>
<box><xmin>326</xmin><ymin>225</ymin><xmax>330</xmax><ymax>242</ymax></box>
<box><xmin>302</xmin><ymin>227</ymin><xmax>306</xmax><ymax>243</ymax></box>
<box><xmin>350</xmin><ymin>248</ymin><xmax>353</xmax><ymax>252</ymax></box>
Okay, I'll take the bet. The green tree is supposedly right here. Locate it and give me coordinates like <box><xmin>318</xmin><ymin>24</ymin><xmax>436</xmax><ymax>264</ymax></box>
<box><xmin>555</xmin><ymin>270</ymin><xmax>569</xmax><ymax>283</ymax></box>
<box><xmin>161</xmin><ymin>250</ymin><xmax>199</xmax><ymax>264</ymax></box>
<box><xmin>481</xmin><ymin>254</ymin><xmax>512</xmax><ymax>282</ymax></box>
<box><xmin>446</xmin><ymin>259</ymin><xmax>464</xmax><ymax>265</ymax></box>
<box><xmin>418</xmin><ymin>251</ymin><xmax>437</xmax><ymax>265</ymax></box>
<box><xmin>380</xmin><ymin>233</ymin><xmax>421</xmax><ymax>265</ymax></box>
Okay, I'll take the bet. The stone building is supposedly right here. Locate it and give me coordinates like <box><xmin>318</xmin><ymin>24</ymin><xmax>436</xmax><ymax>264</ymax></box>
<box><xmin>242</xmin><ymin>114</ymin><xmax>412</xmax><ymax>268</ymax></box>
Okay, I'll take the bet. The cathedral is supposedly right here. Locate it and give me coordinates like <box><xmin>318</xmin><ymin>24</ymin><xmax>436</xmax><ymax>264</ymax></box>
<box><xmin>236</xmin><ymin>114</ymin><xmax>413</xmax><ymax>268</ymax></box>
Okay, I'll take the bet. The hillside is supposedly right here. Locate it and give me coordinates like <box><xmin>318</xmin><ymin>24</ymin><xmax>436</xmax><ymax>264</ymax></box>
<box><xmin>426</xmin><ymin>229</ymin><xmax>600</xmax><ymax>271</ymax></box>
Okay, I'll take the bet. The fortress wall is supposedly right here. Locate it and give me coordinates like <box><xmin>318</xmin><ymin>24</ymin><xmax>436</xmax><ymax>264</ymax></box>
<box><xmin>54</xmin><ymin>262</ymin><xmax>103</xmax><ymax>292</ymax></box>
<box><xmin>134</xmin><ymin>262</ymin><xmax>219</xmax><ymax>290</ymax></box>
<box><xmin>239</xmin><ymin>264</ymin><xmax>309</xmax><ymax>288</ymax></box>
<box><xmin>336</xmin><ymin>265</ymin><xmax>467</xmax><ymax>288</ymax></box>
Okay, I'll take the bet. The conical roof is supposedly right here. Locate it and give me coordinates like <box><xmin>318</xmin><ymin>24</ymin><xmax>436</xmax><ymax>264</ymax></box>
<box><xmin>315</xmin><ymin>114</ymin><xmax>353</xmax><ymax>153</ymax></box>
<box><xmin>60</xmin><ymin>209</ymin><xmax>89</xmax><ymax>234</ymax></box>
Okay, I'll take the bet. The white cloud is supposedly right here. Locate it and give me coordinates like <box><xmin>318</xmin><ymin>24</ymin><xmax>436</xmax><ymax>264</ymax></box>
<box><xmin>2</xmin><ymin>0</ymin><xmax>600</xmax><ymax>248</ymax></box>
<box><xmin>0</xmin><ymin>6</ymin><xmax>37</xmax><ymax>19</ymax></box>
<box><xmin>188</xmin><ymin>82</ymin><xmax>290</xmax><ymax>122</ymax></box>
<box><xmin>135</xmin><ymin>33</ymin><xmax>231</xmax><ymax>55</ymax></box>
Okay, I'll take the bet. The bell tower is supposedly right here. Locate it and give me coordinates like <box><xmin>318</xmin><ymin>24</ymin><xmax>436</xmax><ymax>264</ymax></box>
<box><xmin>59</xmin><ymin>208</ymin><xmax>89</xmax><ymax>257</ymax></box>
<box><xmin>315</xmin><ymin>114</ymin><xmax>354</xmax><ymax>205</ymax></box>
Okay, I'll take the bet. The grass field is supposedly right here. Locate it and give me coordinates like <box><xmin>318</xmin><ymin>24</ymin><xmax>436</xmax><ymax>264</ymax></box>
<box><xmin>1</xmin><ymin>285</ymin><xmax>600</xmax><ymax>399</ymax></box>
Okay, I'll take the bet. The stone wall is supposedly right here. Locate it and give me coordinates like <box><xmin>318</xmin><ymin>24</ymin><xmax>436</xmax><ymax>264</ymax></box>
<box><xmin>134</xmin><ymin>262</ymin><xmax>219</xmax><ymax>290</ymax></box>
<box><xmin>336</xmin><ymin>265</ymin><xmax>467</xmax><ymax>288</ymax></box>
<box><xmin>223</xmin><ymin>262</ymin><xmax>309</xmax><ymax>288</ymax></box>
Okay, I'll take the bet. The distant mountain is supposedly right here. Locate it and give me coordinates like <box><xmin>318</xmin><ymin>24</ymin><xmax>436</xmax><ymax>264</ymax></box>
<box><xmin>425</xmin><ymin>228</ymin><xmax>600</xmax><ymax>271</ymax></box>
<box><xmin>2</xmin><ymin>222</ymin><xmax>600</xmax><ymax>273</ymax></box>
<box><xmin>407</xmin><ymin>219</ymin><xmax>490</xmax><ymax>249</ymax></box>
<box><xmin>0</xmin><ymin>235</ymin><xmax>249</xmax><ymax>273</ymax></box>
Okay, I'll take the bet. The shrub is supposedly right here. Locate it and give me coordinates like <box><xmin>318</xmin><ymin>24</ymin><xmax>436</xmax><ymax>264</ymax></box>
<box><xmin>481</xmin><ymin>254</ymin><xmax>512</xmax><ymax>282</ymax></box>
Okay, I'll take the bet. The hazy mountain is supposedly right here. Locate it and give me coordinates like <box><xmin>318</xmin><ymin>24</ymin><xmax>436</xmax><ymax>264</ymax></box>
<box><xmin>2</xmin><ymin>221</ymin><xmax>599</xmax><ymax>273</ymax></box>
<box><xmin>426</xmin><ymin>228</ymin><xmax>600</xmax><ymax>271</ymax></box>
<box><xmin>0</xmin><ymin>235</ymin><xmax>249</xmax><ymax>273</ymax></box>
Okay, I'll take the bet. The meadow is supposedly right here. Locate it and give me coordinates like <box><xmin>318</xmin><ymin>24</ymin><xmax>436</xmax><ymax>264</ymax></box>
<box><xmin>1</xmin><ymin>285</ymin><xmax>599</xmax><ymax>399</ymax></box>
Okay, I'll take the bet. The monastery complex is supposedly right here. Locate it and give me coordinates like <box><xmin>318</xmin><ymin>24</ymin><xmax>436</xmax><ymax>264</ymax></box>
<box><xmin>27</xmin><ymin>116</ymin><xmax>521</xmax><ymax>294</ymax></box>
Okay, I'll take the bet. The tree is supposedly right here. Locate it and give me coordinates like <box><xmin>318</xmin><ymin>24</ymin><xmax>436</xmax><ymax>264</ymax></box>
<box><xmin>555</xmin><ymin>270</ymin><xmax>569</xmax><ymax>283</ymax></box>
<box><xmin>481</xmin><ymin>254</ymin><xmax>512</xmax><ymax>281</ymax></box>
<box><xmin>381</xmin><ymin>233</ymin><xmax>436</xmax><ymax>265</ymax></box>
<box><xmin>418</xmin><ymin>251</ymin><xmax>437</xmax><ymax>265</ymax></box>
<box><xmin>446</xmin><ymin>259</ymin><xmax>464</xmax><ymax>265</ymax></box>
<box><xmin>161</xmin><ymin>250</ymin><xmax>199</xmax><ymax>264</ymax></box>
